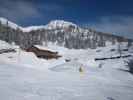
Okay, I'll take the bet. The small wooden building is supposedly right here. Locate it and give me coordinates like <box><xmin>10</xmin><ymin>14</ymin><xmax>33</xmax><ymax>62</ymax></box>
<box><xmin>26</xmin><ymin>46</ymin><xmax>61</xmax><ymax>60</ymax></box>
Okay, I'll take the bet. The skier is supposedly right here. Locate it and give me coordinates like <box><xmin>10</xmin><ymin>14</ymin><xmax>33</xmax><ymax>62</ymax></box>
<box><xmin>79</xmin><ymin>66</ymin><xmax>83</xmax><ymax>72</ymax></box>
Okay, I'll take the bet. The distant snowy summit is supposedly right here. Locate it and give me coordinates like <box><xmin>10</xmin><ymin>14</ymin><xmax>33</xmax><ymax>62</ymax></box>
<box><xmin>0</xmin><ymin>17</ymin><xmax>78</xmax><ymax>32</ymax></box>
<box><xmin>46</xmin><ymin>20</ymin><xmax>77</xmax><ymax>29</ymax></box>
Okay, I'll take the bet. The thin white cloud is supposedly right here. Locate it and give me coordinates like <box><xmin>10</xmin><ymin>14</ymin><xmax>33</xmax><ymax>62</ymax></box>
<box><xmin>0</xmin><ymin>0</ymin><xmax>42</xmax><ymax>23</ymax></box>
<box><xmin>85</xmin><ymin>16</ymin><xmax>133</xmax><ymax>39</ymax></box>
<box><xmin>0</xmin><ymin>0</ymin><xmax>64</xmax><ymax>25</ymax></box>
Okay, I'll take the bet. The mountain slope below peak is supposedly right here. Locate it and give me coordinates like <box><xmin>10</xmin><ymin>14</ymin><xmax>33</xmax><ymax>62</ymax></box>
<box><xmin>22</xmin><ymin>25</ymin><xmax>46</xmax><ymax>32</ymax></box>
<box><xmin>0</xmin><ymin>17</ymin><xmax>20</xmax><ymax>30</ymax></box>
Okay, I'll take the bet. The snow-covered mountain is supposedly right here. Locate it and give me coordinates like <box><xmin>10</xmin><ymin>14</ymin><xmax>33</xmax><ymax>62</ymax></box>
<box><xmin>46</xmin><ymin>20</ymin><xmax>77</xmax><ymax>29</ymax></box>
<box><xmin>0</xmin><ymin>17</ymin><xmax>20</xmax><ymax>30</ymax></box>
<box><xmin>22</xmin><ymin>25</ymin><xmax>45</xmax><ymax>32</ymax></box>
<box><xmin>0</xmin><ymin>17</ymin><xmax>132</xmax><ymax>49</ymax></box>
<box><xmin>22</xmin><ymin>20</ymin><xmax>78</xmax><ymax>32</ymax></box>
<box><xmin>0</xmin><ymin>17</ymin><xmax>78</xmax><ymax>32</ymax></box>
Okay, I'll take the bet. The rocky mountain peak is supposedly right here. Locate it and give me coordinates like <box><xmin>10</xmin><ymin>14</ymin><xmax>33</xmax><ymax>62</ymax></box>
<box><xmin>46</xmin><ymin>20</ymin><xmax>78</xmax><ymax>29</ymax></box>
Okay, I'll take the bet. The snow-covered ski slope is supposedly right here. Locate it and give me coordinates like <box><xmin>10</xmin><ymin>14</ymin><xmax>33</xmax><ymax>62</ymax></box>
<box><xmin>0</xmin><ymin>41</ymin><xmax>133</xmax><ymax>100</ymax></box>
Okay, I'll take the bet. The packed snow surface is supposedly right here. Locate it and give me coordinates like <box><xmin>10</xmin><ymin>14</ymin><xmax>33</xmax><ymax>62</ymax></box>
<box><xmin>0</xmin><ymin>41</ymin><xmax>133</xmax><ymax>100</ymax></box>
<box><xmin>0</xmin><ymin>40</ymin><xmax>14</xmax><ymax>49</ymax></box>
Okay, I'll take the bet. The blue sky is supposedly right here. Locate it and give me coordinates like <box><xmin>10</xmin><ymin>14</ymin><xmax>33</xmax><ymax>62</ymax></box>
<box><xmin>0</xmin><ymin>0</ymin><xmax>133</xmax><ymax>38</ymax></box>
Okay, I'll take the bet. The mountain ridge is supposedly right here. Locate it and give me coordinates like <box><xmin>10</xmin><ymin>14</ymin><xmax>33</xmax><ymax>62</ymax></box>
<box><xmin>0</xmin><ymin>17</ymin><xmax>132</xmax><ymax>39</ymax></box>
<box><xmin>0</xmin><ymin>17</ymin><xmax>132</xmax><ymax>49</ymax></box>
<box><xmin>0</xmin><ymin>17</ymin><xmax>78</xmax><ymax>32</ymax></box>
